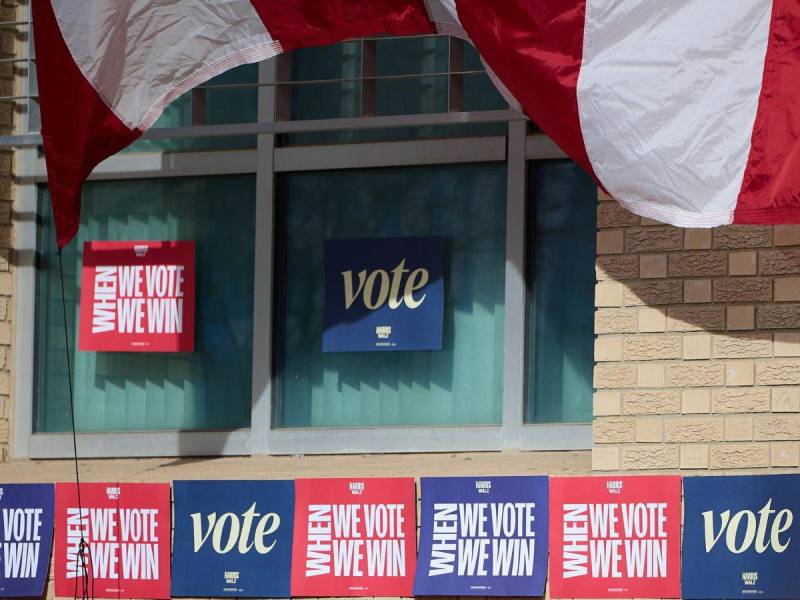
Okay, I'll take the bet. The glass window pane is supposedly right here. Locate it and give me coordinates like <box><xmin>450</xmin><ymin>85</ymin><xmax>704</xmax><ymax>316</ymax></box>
<box><xmin>126</xmin><ymin>64</ymin><xmax>258</xmax><ymax>153</ymax></box>
<box><xmin>525</xmin><ymin>160</ymin><xmax>596</xmax><ymax>424</ymax></box>
<box><xmin>462</xmin><ymin>43</ymin><xmax>506</xmax><ymax>112</ymax></box>
<box><xmin>274</xmin><ymin>164</ymin><xmax>506</xmax><ymax>428</ymax></box>
<box><xmin>34</xmin><ymin>175</ymin><xmax>256</xmax><ymax>433</ymax></box>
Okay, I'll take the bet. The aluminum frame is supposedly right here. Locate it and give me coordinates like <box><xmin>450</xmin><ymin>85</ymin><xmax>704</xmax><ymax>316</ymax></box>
<box><xmin>11</xmin><ymin>53</ymin><xmax>591</xmax><ymax>459</ymax></box>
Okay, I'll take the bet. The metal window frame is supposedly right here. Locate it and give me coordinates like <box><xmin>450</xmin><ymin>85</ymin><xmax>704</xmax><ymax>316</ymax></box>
<box><xmin>11</xmin><ymin>45</ymin><xmax>589</xmax><ymax>459</ymax></box>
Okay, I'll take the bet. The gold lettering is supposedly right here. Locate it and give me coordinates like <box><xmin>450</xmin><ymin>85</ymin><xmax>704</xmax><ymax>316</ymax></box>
<box><xmin>363</xmin><ymin>270</ymin><xmax>390</xmax><ymax>309</ymax></box>
<box><xmin>772</xmin><ymin>508</ymin><xmax>793</xmax><ymax>553</ymax></box>
<box><xmin>404</xmin><ymin>268</ymin><xmax>429</xmax><ymax>309</ymax></box>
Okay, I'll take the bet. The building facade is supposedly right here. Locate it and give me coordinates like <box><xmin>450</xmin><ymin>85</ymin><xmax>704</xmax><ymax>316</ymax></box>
<box><xmin>0</xmin><ymin>3</ymin><xmax>796</xmax><ymax>475</ymax></box>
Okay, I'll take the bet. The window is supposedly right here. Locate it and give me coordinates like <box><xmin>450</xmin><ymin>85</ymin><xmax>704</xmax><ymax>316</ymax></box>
<box><xmin>34</xmin><ymin>176</ymin><xmax>256</xmax><ymax>433</ymax></box>
<box><xmin>283</xmin><ymin>37</ymin><xmax>506</xmax><ymax>146</ymax></box>
<box><xmin>17</xmin><ymin>24</ymin><xmax>593</xmax><ymax>456</ymax></box>
<box><xmin>273</xmin><ymin>163</ymin><xmax>507</xmax><ymax>428</ymax></box>
<box><xmin>525</xmin><ymin>161</ymin><xmax>597</xmax><ymax>424</ymax></box>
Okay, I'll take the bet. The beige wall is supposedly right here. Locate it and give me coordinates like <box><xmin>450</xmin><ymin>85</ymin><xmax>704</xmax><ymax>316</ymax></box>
<box><xmin>0</xmin><ymin>0</ymin><xmax>16</xmax><ymax>461</ymax></box>
<box><xmin>593</xmin><ymin>189</ymin><xmax>800</xmax><ymax>472</ymax></box>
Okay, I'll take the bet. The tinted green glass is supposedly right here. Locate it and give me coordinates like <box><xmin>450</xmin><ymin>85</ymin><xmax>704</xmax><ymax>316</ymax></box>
<box><xmin>126</xmin><ymin>64</ymin><xmax>258</xmax><ymax>153</ymax></box>
<box><xmin>286</xmin><ymin>37</ymin><xmax>506</xmax><ymax>145</ymax></box>
<box><xmin>525</xmin><ymin>161</ymin><xmax>597</xmax><ymax>423</ymax></box>
<box><xmin>34</xmin><ymin>176</ymin><xmax>256</xmax><ymax>432</ymax></box>
<box><xmin>274</xmin><ymin>164</ymin><xmax>506</xmax><ymax>428</ymax></box>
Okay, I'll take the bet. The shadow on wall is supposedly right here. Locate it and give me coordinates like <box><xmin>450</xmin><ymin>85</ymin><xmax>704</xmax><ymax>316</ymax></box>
<box><xmin>595</xmin><ymin>207</ymin><xmax>799</xmax><ymax>393</ymax></box>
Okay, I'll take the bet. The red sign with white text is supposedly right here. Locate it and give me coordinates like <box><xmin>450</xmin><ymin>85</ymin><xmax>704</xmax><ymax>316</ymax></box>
<box><xmin>54</xmin><ymin>482</ymin><xmax>171</xmax><ymax>599</ymax></box>
<box><xmin>549</xmin><ymin>476</ymin><xmax>681</xmax><ymax>599</ymax></box>
<box><xmin>291</xmin><ymin>478</ymin><xmax>416</xmax><ymax>597</ymax></box>
<box><xmin>78</xmin><ymin>240</ymin><xmax>195</xmax><ymax>352</ymax></box>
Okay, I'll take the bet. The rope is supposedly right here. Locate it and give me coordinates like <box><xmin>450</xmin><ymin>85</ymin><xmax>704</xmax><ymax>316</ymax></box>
<box><xmin>56</xmin><ymin>249</ymin><xmax>92</xmax><ymax>600</ymax></box>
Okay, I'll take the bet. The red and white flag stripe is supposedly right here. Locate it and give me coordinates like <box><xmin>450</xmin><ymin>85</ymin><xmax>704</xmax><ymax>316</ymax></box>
<box><xmin>33</xmin><ymin>0</ymin><xmax>800</xmax><ymax>247</ymax></box>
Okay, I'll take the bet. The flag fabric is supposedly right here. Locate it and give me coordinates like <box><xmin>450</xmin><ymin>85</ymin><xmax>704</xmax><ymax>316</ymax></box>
<box><xmin>33</xmin><ymin>1</ymin><xmax>800</xmax><ymax>248</ymax></box>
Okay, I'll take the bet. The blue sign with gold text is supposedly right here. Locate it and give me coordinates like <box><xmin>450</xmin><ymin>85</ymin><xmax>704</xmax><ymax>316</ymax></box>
<box><xmin>682</xmin><ymin>474</ymin><xmax>800</xmax><ymax>599</ymax></box>
<box><xmin>323</xmin><ymin>237</ymin><xmax>444</xmax><ymax>352</ymax></box>
<box><xmin>171</xmin><ymin>480</ymin><xmax>294</xmax><ymax>597</ymax></box>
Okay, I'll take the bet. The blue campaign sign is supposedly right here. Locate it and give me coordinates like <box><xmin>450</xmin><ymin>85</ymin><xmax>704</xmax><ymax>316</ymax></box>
<box><xmin>0</xmin><ymin>483</ymin><xmax>54</xmax><ymax>598</ymax></box>
<box><xmin>683</xmin><ymin>474</ymin><xmax>800</xmax><ymax>599</ymax></box>
<box><xmin>323</xmin><ymin>237</ymin><xmax>444</xmax><ymax>352</ymax></box>
<box><xmin>171</xmin><ymin>480</ymin><xmax>294</xmax><ymax>598</ymax></box>
<box><xmin>414</xmin><ymin>476</ymin><xmax>549</xmax><ymax>596</ymax></box>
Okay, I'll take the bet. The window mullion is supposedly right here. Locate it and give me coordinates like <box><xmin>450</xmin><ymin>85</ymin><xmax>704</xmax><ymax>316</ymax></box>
<box><xmin>501</xmin><ymin>120</ymin><xmax>527</xmax><ymax>447</ymax></box>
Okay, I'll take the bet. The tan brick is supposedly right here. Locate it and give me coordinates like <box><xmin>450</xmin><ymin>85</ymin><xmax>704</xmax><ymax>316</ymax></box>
<box><xmin>594</xmin><ymin>364</ymin><xmax>637</xmax><ymax>389</ymax></box>
<box><xmin>727</xmin><ymin>306</ymin><xmax>754</xmax><ymax>330</ymax></box>
<box><xmin>683</xmin><ymin>389</ymin><xmax>711</xmax><ymax>414</ymax></box>
<box><xmin>623</xmin><ymin>390</ymin><xmax>681</xmax><ymax>415</ymax></box>
<box><xmin>725</xmin><ymin>416</ymin><xmax>753</xmax><ymax>441</ymax></box>
<box><xmin>684</xmin><ymin>229</ymin><xmax>712</xmax><ymax>250</ymax></box>
<box><xmin>754</xmin><ymin>415</ymin><xmax>800</xmax><ymax>441</ymax></box>
<box><xmin>713</xmin><ymin>333</ymin><xmax>772</xmax><ymax>359</ymax></box>
<box><xmin>667</xmin><ymin>307</ymin><xmax>725</xmax><ymax>331</ymax></box>
<box><xmin>668</xmin><ymin>252</ymin><xmax>727</xmax><ymax>277</ymax></box>
<box><xmin>625</xmin><ymin>228</ymin><xmax>683</xmax><ymax>253</ymax></box>
<box><xmin>622</xmin><ymin>446</ymin><xmax>679</xmax><ymax>470</ymax></box>
<box><xmin>774</xmin><ymin>225</ymin><xmax>800</xmax><ymax>247</ymax></box>
<box><xmin>0</xmin><ymin>322</ymin><xmax>10</xmax><ymax>346</ymax></box>
<box><xmin>664</xmin><ymin>417</ymin><xmax>723</xmax><ymax>443</ymax></box>
<box><xmin>684</xmin><ymin>280</ymin><xmax>712</xmax><ymax>303</ymax></box>
<box><xmin>709</xmin><ymin>443</ymin><xmax>769</xmax><ymax>469</ymax></box>
<box><xmin>597</xmin><ymin>230</ymin><xmax>624</xmax><ymax>254</ymax></box>
<box><xmin>713</xmin><ymin>278</ymin><xmax>771</xmax><ymax>303</ymax></box>
<box><xmin>598</xmin><ymin>188</ymin><xmax>614</xmax><ymax>202</ymax></box>
<box><xmin>624</xmin><ymin>335</ymin><xmax>681</xmax><ymax>361</ymax></box>
<box><xmin>640</xmin><ymin>255</ymin><xmax>667</xmax><ymax>279</ymax></box>
<box><xmin>774</xmin><ymin>332</ymin><xmax>800</xmax><ymax>357</ymax></box>
<box><xmin>757</xmin><ymin>359</ymin><xmax>800</xmax><ymax>385</ymax></box>
<box><xmin>773</xmin><ymin>388</ymin><xmax>800</xmax><ymax>412</ymax></box>
<box><xmin>712</xmin><ymin>387</ymin><xmax>771</xmax><ymax>413</ymax></box>
<box><xmin>597</xmin><ymin>255</ymin><xmax>639</xmax><ymax>280</ymax></box>
<box><xmin>728</xmin><ymin>252</ymin><xmax>757</xmax><ymax>276</ymax></box>
<box><xmin>623</xmin><ymin>281</ymin><xmax>682</xmax><ymax>306</ymax></box>
<box><xmin>683</xmin><ymin>334</ymin><xmax>712</xmax><ymax>360</ymax></box>
<box><xmin>681</xmin><ymin>444</ymin><xmax>709</xmax><ymax>469</ymax></box>
<box><xmin>635</xmin><ymin>418</ymin><xmax>663</xmax><ymax>443</ymax></box>
<box><xmin>726</xmin><ymin>360</ymin><xmax>755</xmax><ymax>386</ymax></box>
<box><xmin>596</xmin><ymin>336</ymin><xmax>623</xmax><ymax>362</ymax></box>
<box><xmin>771</xmin><ymin>442</ymin><xmax>800</xmax><ymax>467</ymax></box>
<box><xmin>596</xmin><ymin>308</ymin><xmax>638</xmax><ymax>334</ymax></box>
<box><xmin>594</xmin><ymin>418</ymin><xmax>636</xmax><ymax>444</ymax></box>
<box><xmin>713</xmin><ymin>225</ymin><xmax>771</xmax><ymax>249</ymax></box>
<box><xmin>637</xmin><ymin>364</ymin><xmax>665</xmax><ymax>388</ymax></box>
<box><xmin>592</xmin><ymin>446</ymin><xmax>620</xmax><ymax>471</ymax></box>
<box><xmin>596</xmin><ymin>281</ymin><xmax>623</xmax><ymax>307</ymax></box>
<box><xmin>774</xmin><ymin>278</ymin><xmax>800</xmax><ymax>301</ymax></box>
<box><xmin>0</xmin><ymin>272</ymin><xmax>11</xmax><ymax>295</ymax></box>
<box><xmin>594</xmin><ymin>308</ymin><xmax>639</xmax><ymax>334</ymax></box>
<box><xmin>638</xmin><ymin>307</ymin><xmax>666</xmax><ymax>332</ymax></box>
<box><xmin>666</xmin><ymin>362</ymin><xmax>725</xmax><ymax>387</ymax></box>
<box><xmin>594</xmin><ymin>391</ymin><xmax>622</xmax><ymax>416</ymax></box>
<box><xmin>640</xmin><ymin>216</ymin><xmax>663</xmax><ymax>226</ymax></box>
<box><xmin>598</xmin><ymin>202</ymin><xmax>639</xmax><ymax>228</ymax></box>
<box><xmin>759</xmin><ymin>304</ymin><xmax>800</xmax><ymax>329</ymax></box>
<box><xmin>759</xmin><ymin>250</ymin><xmax>800</xmax><ymax>275</ymax></box>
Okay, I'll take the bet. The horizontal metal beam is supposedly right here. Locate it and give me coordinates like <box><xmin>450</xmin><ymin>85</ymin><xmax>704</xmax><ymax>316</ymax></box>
<box><xmin>0</xmin><ymin>109</ymin><xmax>527</xmax><ymax>148</ymax></box>
<box><xmin>275</xmin><ymin>136</ymin><xmax>506</xmax><ymax>172</ymax></box>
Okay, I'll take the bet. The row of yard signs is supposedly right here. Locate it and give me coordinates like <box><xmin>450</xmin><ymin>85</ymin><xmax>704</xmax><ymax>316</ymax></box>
<box><xmin>0</xmin><ymin>475</ymin><xmax>797</xmax><ymax>598</ymax></box>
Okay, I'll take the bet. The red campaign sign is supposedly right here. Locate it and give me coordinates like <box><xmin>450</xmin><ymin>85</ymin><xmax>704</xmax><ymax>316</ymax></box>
<box><xmin>78</xmin><ymin>240</ymin><xmax>195</xmax><ymax>352</ymax></box>
<box><xmin>54</xmin><ymin>482</ymin><xmax>171</xmax><ymax>599</ymax></box>
<box><xmin>291</xmin><ymin>478</ymin><xmax>416</xmax><ymax>597</ymax></box>
<box><xmin>549</xmin><ymin>476</ymin><xmax>681</xmax><ymax>599</ymax></box>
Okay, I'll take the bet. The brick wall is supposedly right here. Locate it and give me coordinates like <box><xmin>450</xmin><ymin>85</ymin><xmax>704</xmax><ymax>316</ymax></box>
<box><xmin>0</xmin><ymin>0</ymin><xmax>17</xmax><ymax>461</ymax></box>
<box><xmin>593</xmin><ymin>189</ymin><xmax>800</xmax><ymax>472</ymax></box>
